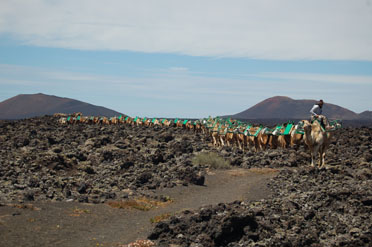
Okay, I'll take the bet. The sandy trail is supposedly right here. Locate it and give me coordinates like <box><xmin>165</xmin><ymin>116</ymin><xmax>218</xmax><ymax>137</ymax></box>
<box><xmin>0</xmin><ymin>168</ymin><xmax>277</xmax><ymax>247</ymax></box>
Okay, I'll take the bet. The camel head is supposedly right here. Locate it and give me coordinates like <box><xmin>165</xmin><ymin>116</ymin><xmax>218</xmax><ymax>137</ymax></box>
<box><xmin>303</xmin><ymin>120</ymin><xmax>312</xmax><ymax>134</ymax></box>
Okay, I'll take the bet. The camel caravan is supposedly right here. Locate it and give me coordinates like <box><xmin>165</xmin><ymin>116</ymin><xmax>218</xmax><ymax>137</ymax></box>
<box><xmin>55</xmin><ymin>113</ymin><xmax>204</xmax><ymax>131</ymax></box>
<box><xmin>55</xmin><ymin>113</ymin><xmax>342</xmax><ymax>168</ymax></box>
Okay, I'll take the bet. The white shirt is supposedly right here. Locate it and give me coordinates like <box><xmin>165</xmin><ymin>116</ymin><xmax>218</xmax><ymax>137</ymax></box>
<box><xmin>310</xmin><ymin>104</ymin><xmax>322</xmax><ymax>116</ymax></box>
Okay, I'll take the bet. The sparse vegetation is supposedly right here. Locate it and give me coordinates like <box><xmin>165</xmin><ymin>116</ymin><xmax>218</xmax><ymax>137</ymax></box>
<box><xmin>69</xmin><ymin>207</ymin><xmax>91</xmax><ymax>217</ymax></box>
<box><xmin>192</xmin><ymin>152</ymin><xmax>231</xmax><ymax>169</ymax></box>
<box><xmin>9</xmin><ymin>204</ymin><xmax>40</xmax><ymax>211</ymax></box>
<box><xmin>150</xmin><ymin>213</ymin><xmax>172</xmax><ymax>224</ymax></box>
<box><xmin>107</xmin><ymin>197</ymin><xmax>172</xmax><ymax>211</ymax></box>
<box><xmin>119</xmin><ymin>239</ymin><xmax>155</xmax><ymax>247</ymax></box>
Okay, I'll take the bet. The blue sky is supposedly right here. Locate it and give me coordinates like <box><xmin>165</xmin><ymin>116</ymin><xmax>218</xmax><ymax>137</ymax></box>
<box><xmin>1</xmin><ymin>0</ymin><xmax>372</xmax><ymax>118</ymax></box>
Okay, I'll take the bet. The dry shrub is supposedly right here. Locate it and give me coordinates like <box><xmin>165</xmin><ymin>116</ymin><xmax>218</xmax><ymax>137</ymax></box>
<box><xmin>9</xmin><ymin>204</ymin><xmax>40</xmax><ymax>211</ymax></box>
<box><xmin>150</xmin><ymin>213</ymin><xmax>171</xmax><ymax>224</ymax></box>
<box><xmin>119</xmin><ymin>240</ymin><xmax>155</xmax><ymax>247</ymax></box>
<box><xmin>192</xmin><ymin>152</ymin><xmax>231</xmax><ymax>170</ymax></box>
<box><xmin>107</xmin><ymin>197</ymin><xmax>171</xmax><ymax>211</ymax></box>
<box><xmin>69</xmin><ymin>207</ymin><xmax>90</xmax><ymax>217</ymax></box>
<box><xmin>227</xmin><ymin>169</ymin><xmax>251</xmax><ymax>177</ymax></box>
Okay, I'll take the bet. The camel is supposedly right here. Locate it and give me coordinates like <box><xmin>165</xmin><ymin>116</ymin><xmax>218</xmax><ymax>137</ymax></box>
<box><xmin>200</xmin><ymin>119</ymin><xmax>209</xmax><ymax>134</ymax></box>
<box><xmin>141</xmin><ymin>117</ymin><xmax>148</xmax><ymax>126</ymax></box>
<box><xmin>241</xmin><ymin>125</ymin><xmax>252</xmax><ymax>150</ymax></box>
<box><xmin>66</xmin><ymin>116</ymin><xmax>74</xmax><ymax>124</ymax></box>
<box><xmin>80</xmin><ymin>116</ymin><xmax>89</xmax><ymax>124</ymax></box>
<box><xmin>124</xmin><ymin>116</ymin><xmax>132</xmax><ymax>125</ymax></box>
<box><xmin>225</xmin><ymin>123</ymin><xmax>248</xmax><ymax>151</ymax></box>
<box><xmin>100</xmin><ymin>117</ymin><xmax>110</xmax><ymax>125</ymax></box>
<box><xmin>303</xmin><ymin>117</ymin><xmax>333</xmax><ymax>168</ymax></box>
<box><xmin>244</xmin><ymin>126</ymin><xmax>262</xmax><ymax>152</ymax></box>
<box><xmin>181</xmin><ymin>120</ymin><xmax>189</xmax><ymax>129</ymax></box>
<box><xmin>185</xmin><ymin>121</ymin><xmax>194</xmax><ymax>131</ymax></box>
<box><xmin>192</xmin><ymin>121</ymin><xmax>200</xmax><ymax>133</ymax></box>
<box><xmin>262</xmin><ymin>125</ymin><xmax>283</xmax><ymax>150</ymax></box>
<box><xmin>148</xmin><ymin>118</ymin><xmax>159</xmax><ymax>127</ymax></box>
<box><xmin>58</xmin><ymin>117</ymin><xmax>67</xmax><ymax>124</ymax></box>
<box><xmin>110</xmin><ymin>117</ymin><xmax>119</xmax><ymax>125</ymax></box>
<box><xmin>71</xmin><ymin>112</ymin><xmax>83</xmax><ymax>117</ymax></box>
<box><xmin>210</xmin><ymin>121</ymin><xmax>223</xmax><ymax>147</ymax></box>
<box><xmin>235</xmin><ymin>132</ymin><xmax>244</xmax><ymax>151</ymax></box>
<box><xmin>290</xmin><ymin>120</ymin><xmax>308</xmax><ymax>148</ymax></box>
<box><xmin>74</xmin><ymin>115</ymin><xmax>83</xmax><ymax>124</ymax></box>
<box><xmin>53</xmin><ymin>113</ymin><xmax>67</xmax><ymax>117</ymax></box>
<box><xmin>218</xmin><ymin>125</ymin><xmax>228</xmax><ymax>147</ymax></box>
<box><xmin>86</xmin><ymin>116</ymin><xmax>95</xmax><ymax>124</ymax></box>
<box><xmin>131</xmin><ymin>117</ymin><xmax>142</xmax><ymax>126</ymax></box>
<box><xmin>256</xmin><ymin>127</ymin><xmax>270</xmax><ymax>151</ymax></box>
<box><xmin>276</xmin><ymin>123</ymin><xmax>294</xmax><ymax>149</ymax></box>
<box><xmin>93</xmin><ymin>116</ymin><xmax>100</xmax><ymax>124</ymax></box>
<box><xmin>227</xmin><ymin>125</ymin><xmax>246</xmax><ymax>151</ymax></box>
<box><xmin>224</xmin><ymin>127</ymin><xmax>236</xmax><ymax>148</ymax></box>
<box><xmin>160</xmin><ymin>119</ymin><xmax>171</xmax><ymax>127</ymax></box>
<box><xmin>175</xmin><ymin>119</ymin><xmax>184</xmax><ymax>128</ymax></box>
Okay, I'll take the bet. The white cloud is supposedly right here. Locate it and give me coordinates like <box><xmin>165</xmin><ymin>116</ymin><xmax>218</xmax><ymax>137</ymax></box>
<box><xmin>255</xmin><ymin>72</ymin><xmax>372</xmax><ymax>85</ymax></box>
<box><xmin>1</xmin><ymin>63</ymin><xmax>371</xmax><ymax>116</ymax></box>
<box><xmin>1</xmin><ymin>0</ymin><xmax>372</xmax><ymax>60</ymax></box>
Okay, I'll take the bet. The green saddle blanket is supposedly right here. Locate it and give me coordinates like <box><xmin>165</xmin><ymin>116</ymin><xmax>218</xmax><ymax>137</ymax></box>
<box><xmin>253</xmin><ymin>127</ymin><xmax>263</xmax><ymax>137</ymax></box>
<box><xmin>281</xmin><ymin>123</ymin><xmax>293</xmax><ymax>135</ymax></box>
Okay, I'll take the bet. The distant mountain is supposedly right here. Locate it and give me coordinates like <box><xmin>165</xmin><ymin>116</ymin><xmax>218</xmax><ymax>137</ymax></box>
<box><xmin>230</xmin><ymin>96</ymin><xmax>360</xmax><ymax>120</ymax></box>
<box><xmin>0</xmin><ymin>93</ymin><xmax>124</xmax><ymax>120</ymax></box>
<box><xmin>358</xmin><ymin>111</ymin><xmax>372</xmax><ymax>120</ymax></box>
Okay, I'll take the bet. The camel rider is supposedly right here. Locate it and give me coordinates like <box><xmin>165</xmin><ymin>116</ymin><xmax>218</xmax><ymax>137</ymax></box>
<box><xmin>310</xmin><ymin>99</ymin><xmax>328</xmax><ymax>128</ymax></box>
<box><xmin>310</xmin><ymin>99</ymin><xmax>323</xmax><ymax>120</ymax></box>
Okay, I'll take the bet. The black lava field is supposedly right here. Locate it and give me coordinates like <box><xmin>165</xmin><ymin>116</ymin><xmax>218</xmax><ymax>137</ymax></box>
<box><xmin>0</xmin><ymin>116</ymin><xmax>371</xmax><ymax>246</ymax></box>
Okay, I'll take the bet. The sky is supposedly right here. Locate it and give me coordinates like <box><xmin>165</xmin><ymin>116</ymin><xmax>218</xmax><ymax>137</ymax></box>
<box><xmin>0</xmin><ymin>0</ymin><xmax>372</xmax><ymax>118</ymax></box>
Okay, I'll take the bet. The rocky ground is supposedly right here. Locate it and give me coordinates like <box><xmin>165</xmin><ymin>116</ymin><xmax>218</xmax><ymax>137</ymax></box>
<box><xmin>0</xmin><ymin>116</ymin><xmax>371</xmax><ymax>246</ymax></box>
<box><xmin>149</xmin><ymin>127</ymin><xmax>372</xmax><ymax>246</ymax></box>
<box><xmin>0</xmin><ymin>116</ymin><xmax>207</xmax><ymax>204</ymax></box>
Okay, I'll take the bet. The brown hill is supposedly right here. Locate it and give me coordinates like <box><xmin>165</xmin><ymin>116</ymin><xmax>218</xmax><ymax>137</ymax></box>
<box><xmin>358</xmin><ymin>111</ymin><xmax>372</xmax><ymax>120</ymax></box>
<box><xmin>0</xmin><ymin>93</ymin><xmax>124</xmax><ymax>119</ymax></box>
<box><xmin>231</xmin><ymin>96</ymin><xmax>360</xmax><ymax>120</ymax></box>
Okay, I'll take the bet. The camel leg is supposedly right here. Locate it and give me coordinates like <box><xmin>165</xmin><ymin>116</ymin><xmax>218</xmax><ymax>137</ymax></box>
<box><xmin>309</xmin><ymin>146</ymin><xmax>316</xmax><ymax>167</ymax></box>
<box><xmin>220</xmin><ymin>136</ymin><xmax>225</xmax><ymax>147</ymax></box>
<box><xmin>313</xmin><ymin>145</ymin><xmax>320</xmax><ymax>168</ymax></box>
<box><xmin>321</xmin><ymin>151</ymin><xmax>326</xmax><ymax>168</ymax></box>
<box><xmin>310</xmin><ymin>151</ymin><xmax>315</xmax><ymax>167</ymax></box>
<box><xmin>319</xmin><ymin>151</ymin><xmax>324</xmax><ymax>168</ymax></box>
<box><xmin>237</xmin><ymin>137</ymin><xmax>242</xmax><ymax>151</ymax></box>
<box><xmin>254</xmin><ymin>137</ymin><xmax>260</xmax><ymax>152</ymax></box>
<box><xmin>226</xmin><ymin>137</ymin><xmax>230</xmax><ymax>147</ymax></box>
<box><xmin>319</xmin><ymin>146</ymin><xmax>326</xmax><ymax>168</ymax></box>
<box><xmin>243</xmin><ymin>136</ymin><xmax>247</xmax><ymax>152</ymax></box>
<box><xmin>212</xmin><ymin>135</ymin><xmax>217</xmax><ymax>147</ymax></box>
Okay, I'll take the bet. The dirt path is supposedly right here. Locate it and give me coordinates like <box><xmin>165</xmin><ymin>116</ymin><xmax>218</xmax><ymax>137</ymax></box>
<box><xmin>0</xmin><ymin>168</ymin><xmax>277</xmax><ymax>247</ymax></box>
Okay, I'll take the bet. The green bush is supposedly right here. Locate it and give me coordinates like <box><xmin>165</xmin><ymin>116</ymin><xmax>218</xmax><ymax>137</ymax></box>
<box><xmin>192</xmin><ymin>152</ymin><xmax>231</xmax><ymax>169</ymax></box>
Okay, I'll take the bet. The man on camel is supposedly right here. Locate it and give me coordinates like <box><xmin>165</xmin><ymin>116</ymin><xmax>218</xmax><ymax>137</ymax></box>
<box><xmin>310</xmin><ymin>99</ymin><xmax>324</xmax><ymax>120</ymax></box>
<box><xmin>310</xmin><ymin>99</ymin><xmax>328</xmax><ymax>129</ymax></box>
